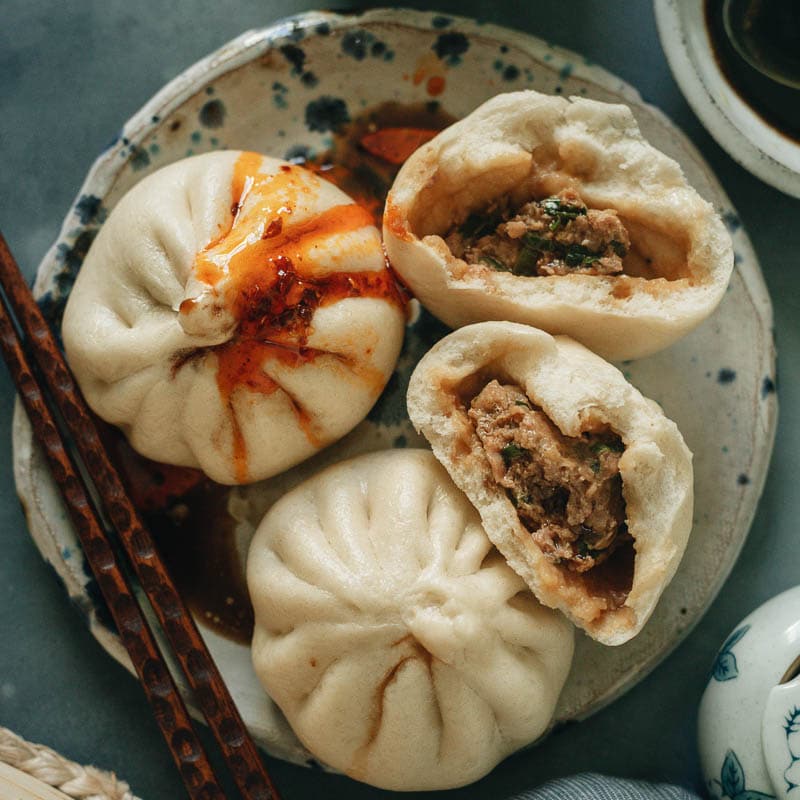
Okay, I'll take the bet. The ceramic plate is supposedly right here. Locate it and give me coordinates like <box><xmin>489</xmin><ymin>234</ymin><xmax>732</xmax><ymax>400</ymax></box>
<box><xmin>12</xmin><ymin>9</ymin><xmax>777</xmax><ymax>771</ymax></box>
<box><xmin>654</xmin><ymin>0</ymin><xmax>800</xmax><ymax>198</ymax></box>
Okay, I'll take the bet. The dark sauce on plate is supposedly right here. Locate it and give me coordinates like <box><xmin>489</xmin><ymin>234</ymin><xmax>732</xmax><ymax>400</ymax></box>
<box><xmin>705</xmin><ymin>0</ymin><xmax>800</xmax><ymax>142</ymax></box>
<box><xmin>293</xmin><ymin>100</ymin><xmax>456</xmax><ymax>225</ymax></box>
<box><xmin>104</xmin><ymin>425</ymin><xmax>255</xmax><ymax>643</ymax></box>
<box><xmin>104</xmin><ymin>101</ymin><xmax>455</xmax><ymax>646</ymax></box>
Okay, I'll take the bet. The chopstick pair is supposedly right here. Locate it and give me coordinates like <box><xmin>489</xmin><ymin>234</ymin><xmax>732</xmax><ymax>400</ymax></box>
<box><xmin>0</xmin><ymin>231</ymin><xmax>281</xmax><ymax>800</ymax></box>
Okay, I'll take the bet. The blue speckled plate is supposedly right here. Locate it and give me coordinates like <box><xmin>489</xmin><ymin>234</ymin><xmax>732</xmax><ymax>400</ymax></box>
<box><xmin>12</xmin><ymin>9</ymin><xmax>777</xmax><ymax>771</ymax></box>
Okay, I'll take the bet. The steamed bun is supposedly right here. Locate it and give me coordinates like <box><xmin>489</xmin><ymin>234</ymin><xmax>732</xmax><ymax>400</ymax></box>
<box><xmin>384</xmin><ymin>90</ymin><xmax>733</xmax><ymax>360</ymax></box>
<box><xmin>247</xmin><ymin>449</ymin><xmax>574</xmax><ymax>790</ymax></box>
<box><xmin>63</xmin><ymin>151</ymin><xmax>405</xmax><ymax>484</ymax></box>
<box><xmin>407</xmin><ymin>322</ymin><xmax>694</xmax><ymax>646</ymax></box>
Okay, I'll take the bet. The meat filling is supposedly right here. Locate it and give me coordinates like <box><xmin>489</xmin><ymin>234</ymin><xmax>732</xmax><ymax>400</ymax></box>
<box><xmin>468</xmin><ymin>380</ymin><xmax>629</xmax><ymax>573</ymax></box>
<box><xmin>446</xmin><ymin>188</ymin><xmax>630</xmax><ymax>277</ymax></box>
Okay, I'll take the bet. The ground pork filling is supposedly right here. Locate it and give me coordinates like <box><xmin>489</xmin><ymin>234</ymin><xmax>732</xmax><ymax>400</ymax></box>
<box><xmin>445</xmin><ymin>188</ymin><xmax>630</xmax><ymax>277</ymax></box>
<box><xmin>468</xmin><ymin>380</ymin><xmax>630</xmax><ymax>576</ymax></box>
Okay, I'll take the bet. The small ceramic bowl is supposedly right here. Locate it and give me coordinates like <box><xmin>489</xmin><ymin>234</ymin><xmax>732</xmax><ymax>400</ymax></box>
<box><xmin>698</xmin><ymin>586</ymin><xmax>800</xmax><ymax>799</ymax></box>
<box><xmin>654</xmin><ymin>0</ymin><xmax>800</xmax><ymax>198</ymax></box>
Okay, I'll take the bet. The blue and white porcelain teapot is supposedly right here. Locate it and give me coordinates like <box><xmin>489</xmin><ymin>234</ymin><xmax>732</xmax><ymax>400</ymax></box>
<box><xmin>699</xmin><ymin>586</ymin><xmax>800</xmax><ymax>799</ymax></box>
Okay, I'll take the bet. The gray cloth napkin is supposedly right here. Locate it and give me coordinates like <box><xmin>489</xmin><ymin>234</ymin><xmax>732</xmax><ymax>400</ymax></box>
<box><xmin>514</xmin><ymin>773</ymin><xmax>702</xmax><ymax>799</ymax></box>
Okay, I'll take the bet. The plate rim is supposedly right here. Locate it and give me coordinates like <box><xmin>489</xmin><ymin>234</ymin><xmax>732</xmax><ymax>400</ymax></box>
<box><xmin>13</xmin><ymin>4</ymin><xmax>779</xmax><ymax>768</ymax></box>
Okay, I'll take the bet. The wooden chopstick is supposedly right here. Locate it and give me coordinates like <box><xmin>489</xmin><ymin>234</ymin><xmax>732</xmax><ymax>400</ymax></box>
<box><xmin>0</xmin><ymin>261</ymin><xmax>226</xmax><ymax>799</ymax></box>
<box><xmin>0</xmin><ymin>232</ymin><xmax>281</xmax><ymax>800</ymax></box>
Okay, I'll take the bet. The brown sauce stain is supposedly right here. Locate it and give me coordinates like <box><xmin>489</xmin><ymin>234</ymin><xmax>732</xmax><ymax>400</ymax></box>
<box><xmin>579</xmin><ymin>537</ymin><xmax>635</xmax><ymax>610</ymax></box>
<box><xmin>391</xmin><ymin>633</ymin><xmax>435</xmax><ymax>668</ymax></box>
<box><xmin>101</xmin><ymin>424</ymin><xmax>254</xmax><ymax>644</ymax></box>
<box><xmin>349</xmin><ymin>656</ymin><xmax>415</xmax><ymax>780</ymax></box>
<box><xmin>147</xmin><ymin>480</ymin><xmax>255</xmax><ymax>642</ymax></box>
<box><xmin>611</xmin><ymin>279</ymin><xmax>633</xmax><ymax>300</ymax></box>
<box><xmin>350</xmin><ymin>638</ymin><xmax>434</xmax><ymax>779</ymax></box>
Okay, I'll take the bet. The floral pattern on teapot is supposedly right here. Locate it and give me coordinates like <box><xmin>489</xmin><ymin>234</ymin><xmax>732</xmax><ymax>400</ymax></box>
<box><xmin>711</xmin><ymin>750</ymin><xmax>775</xmax><ymax>799</ymax></box>
<box><xmin>712</xmin><ymin>625</ymin><xmax>751</xmax><ymax>682</ymax></box>
<box><xmin>782</xmin><ymin>706</ymin><xmax>800</xmax><ymax>792</ymax></box>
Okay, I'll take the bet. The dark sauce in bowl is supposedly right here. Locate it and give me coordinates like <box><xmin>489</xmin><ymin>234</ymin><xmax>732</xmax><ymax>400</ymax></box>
<box><xmin>705</xmin><ymin>0</ymin><xmax>800</xmax><ymax>142</ymax></box>
<box><xmin>723</xmin><ymin>0</ymin><xmax>800</xmax><ymax>88</ymax></box>
<box><xmin>104</xmin><ymin>101</ymin><xmax>455</xmax><ymax>646</ymax></box>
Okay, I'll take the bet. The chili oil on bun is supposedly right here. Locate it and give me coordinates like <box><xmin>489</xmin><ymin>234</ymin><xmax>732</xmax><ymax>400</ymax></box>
<box><xmin>63</xmin><ymin>151</ymin><xmax>406</xmax><ymax>484</ymax></box>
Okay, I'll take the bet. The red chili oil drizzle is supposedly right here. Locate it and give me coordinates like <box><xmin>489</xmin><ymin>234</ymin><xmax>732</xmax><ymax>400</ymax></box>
<box><xmin>185</xmin><ymin>153</ymin><xmax>405</xmax><ymax>483</ymax></box>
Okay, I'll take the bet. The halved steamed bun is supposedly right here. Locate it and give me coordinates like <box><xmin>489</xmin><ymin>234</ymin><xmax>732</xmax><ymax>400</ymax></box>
<box><xmin>247</xmin><ymin>449</ymin><xmax>574</xmax><ymax>790</ymax></box>
<box><xmin>63</xmin><ymin>151</ymin><xmax>405</xmax><ymax>484</ymax></box>
<box><xmin>407</xmin><ymin>322</ymin><xmax>694</xmax><ymax>646</ymax></box>
<box><xmin>384</xmin><ymin>90</ymin><xmax>733</xmax><ymax>360</ymax></box>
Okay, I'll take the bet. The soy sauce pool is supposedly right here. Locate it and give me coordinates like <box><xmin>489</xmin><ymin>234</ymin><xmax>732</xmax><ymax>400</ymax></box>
<box><xmin>705</xmin><ymin>0</ymin><xmax>800</xmax><ymax>142</ymax></box>
<box><xmin>109</xmin><ymin>101</ymin><xmax>455</xmax><ymax>646</ymax></box>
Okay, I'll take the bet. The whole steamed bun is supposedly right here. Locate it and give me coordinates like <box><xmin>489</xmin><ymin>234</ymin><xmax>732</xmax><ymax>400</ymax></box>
<box><xmin>63</xmin><ymin>151</ymin><xmax>406</xmax><ymax>484</ymax></box>
<box><xmin>247</xmin><ymin>449</ymin><xmax>575</xmax><ymax>791</ymax></box>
